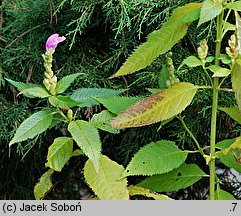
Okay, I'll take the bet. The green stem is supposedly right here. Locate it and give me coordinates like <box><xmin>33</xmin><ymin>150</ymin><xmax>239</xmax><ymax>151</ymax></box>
<box><xmin>209</xmin><ymin>11</ymin><xmax>223</xmax><ymax>200</ymax></box>
<box><xmin>178</xmin><ymin>114</ymin><xmax>205</xmax><ymax>156</ymax></box>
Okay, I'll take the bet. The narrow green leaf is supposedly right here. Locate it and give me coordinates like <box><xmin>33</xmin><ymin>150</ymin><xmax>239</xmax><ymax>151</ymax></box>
<box><xmin>94</xmin><ymin>96</ymin><xmax>143</xmax><ymax>115</ymax></box>
<box><xmin>128</xmin><ymin>185</ymin><xmax>172</xmax><ymax>200</ymax></box>
<box><xmin>198</xmin><ymin>0</ymin><xmax>223</xmax><ymax>27</ymax></box>
<box><xmin>20</xmin><ymin>87</ymin><xmax>50</xmax><ymax>98</ymax></box>
<box><xmin>215</xmin><ymin>188</ymin><xmax>236</xmax><ymax>200</ymax></box>
<box><xmin>212</xmin><ymin>68</ymin><xmax>231</xmax><ymax>77</ymax></box>
<box><xmin>111</xmin><ymin>82</ymin><xmax>197</xmax><ymax>128</ymax></box>
<box><xmin>9</xmin><ymin>109</ymin><xmax>55</xmax><ymax>146</ymax></box>
<box><xmin>231</xmin><ymin>59</ymin><xmax>241</xmax><ymax>111</ymax></box>
<box><xmin>71</xmin><ymin>88</ymin><xmax>125</xmax><ymax>107</ymax></box>
<box><xmin>222</xmin><ymin>22</ymin><xmax>236</xmax><ymax>38</ymax></box>
<box><xmin>68</xmin><ymin>120</ymin><xmax>101</xmax><ymax>171</ymax></box>
<box><xmin>45</xmin><ymin>137</ymin><xmax>73</xmax><ymax>172</ymax></box>
<box><xmin>219</xmin><ymin>106</ymin><xmax>241</xmax><ymax>125</ymax></box>
<box><xmin>178</xmin><ymin>56</ymin><xmax>202</xmax><ymax>71</ymax></box>
<box><xmin>158</xmin><ymin>64</ymin><xmax>169</xmax><ymax>90</ymax></box>
<box><xmin>55</xmin><ymin>73</ymin><xmax>83</xmax><ymax>94</ymax></box>
<box><xmin>48</xmin><ymin>95</ymin><xmax>80</xmax><ymax>108</ymax></box>
<box><xmin>122</xmin><ymin>140</ymin><xmax>188</xmax><ymax>177</ymax></box>
<box><xmin>137</xmin><ymin>164</ymin><xmax>208</xmax><ymax>192</ymax></box>
<box><xmin>5</xmin><ymin>78</ymin><xmax>42</xmax><ymax>98</ymax></box>
<box><xmin>90</xmin><ymin>110</ymin><xmax>120</xmax><ymax>134</ymax></box>
<box><xmin>111</xmin><ymin>3</ymin><xmax>202</xmax><ymax>77</ymax></box>
<box><xmin>216</xmin><ymin>139</ymin><xmax>241</xmax><ymax>173</ymax></box>
<box><xmin>84</xmin><ymin>155</ymin><xmax>129</xmax><ymax>200</ymax></box>
<box><xmin>34</xmin><ymin>169</ymin><xmax>54</xmax><ymax>200</ymax></box>
<box><xmin>226</xmin><ymin>1</ymin><xmax>241</xmax><ymax>12</ymax></box>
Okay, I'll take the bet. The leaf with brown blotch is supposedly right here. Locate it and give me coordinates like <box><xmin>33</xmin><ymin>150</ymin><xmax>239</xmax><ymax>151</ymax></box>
<box><xmin>111</xmin><ymin>82</ymin><xmax>198</xmax><ymax>128</ymax></box>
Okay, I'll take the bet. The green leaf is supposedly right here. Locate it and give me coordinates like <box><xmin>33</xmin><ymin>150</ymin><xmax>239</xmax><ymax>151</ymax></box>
<box><xmin>90</xmin><ymin>110</ymin><xmax>120</xmax><ymax>134</ymax></box>
<box><xmin>111</xmin><ymin>3</ymin><xmax>202</xmax><ymax>77</ymax></box>
<box><xmin>71</xmin><ymin>88</ymin><xmax>125</xmax><ymax>107</ymax></box>
<box><xmin>94</xmin><ymin>96</ymin><xmax>143</xmax><ymax>115</ymax></box>
<box><xmin>215</xmin><ymin>188</ymin><xmax>236</xmax><ymax>200</ymax></box>
<box><xmin>122</xmin><ymin>140</ymin><xmax>188</xmax><ymax>177</ymax></box>
<box><xmin>55</xmin><ymin>73</ymin><xmax>83</xmax><ymax>94</ymax></box>
<box><xmin>231</xmin><ymin>59</ymin><xmax>241</xmax><ymax>111</ymax></box>
<box><xmin>219</xmin><ymin>106</ymin><xmax>241</xmax><ymax>125</ymax></box>
<box><xmin>5</xmin><ymin>78</ymin><xmax>42</xmax><ymax>98</ymax></box>
<box><xmin>207</xmin><ymin>65</ymin><xmax>222</xmax><ymax>73</ymax></box>
<box><xmin>206</xmin><ymin>56</ymin><xmax>215</xmax><ymax>63</ymax></box>
<box><xmin>68</xmin><ymin>120</ymin><xmax>101</xmax><ymax>171</ymax></box>
<box><xmin>216</xmin><ymin>139</ymin><xmax>241</xmax><ymax>173</ymax></box>
<box><xmin>48</xmin><ymin>95</ymin><xmax>80</xmax><ymax>108</ymax></box>
<box><xmin>226</xmin><ymin>1</ymin><xmax>241</xmax><ymax>12</ymax></box>
<box><xmin>111</xmin><ymin>82</ymin><xmax>197</xmax><ymax>128</ymax></box>
<box><xmin>178</xmin><ymin>56</ymin><xmax>202</xmax><ymax>71</ymax></box>
<box><xmin>20</xmin><ymin>87</ymin><xmax>50</xmax><ymax>98</ymax></box>
<box><xmin>220</xmin><ymin>136</ymin><xmax>241</xmax><ymax>155</ymax></box>
<box><xmin>72</xmin><ymin>149</ymin><xmax>84</xmax><ymax>157</ymax></box>
<box><xmin>137</xmin><ymin>164</ymin><xmax>208</xmax><ymax>192</ymax></box>
<box><xmin>128</xmin><ymin>185</ymin><xmax>172</xmax><ymax>200</ymax></box>
<box><xmin>45</xmin><ymin>137</ymin><xmax>73</xmax><ymax>172</ymax></box>
<box><xmin>235</xmin><ymin>11</ymin><xmax>241</xmax><ymax>54</ymax></box>
<box><xmin>158</xmin><ymin>64</ymin><xmax>170</xmax><ymax>90</ymax></box>
<box><xmin>34</xmin><ymin>169</ymin><xmax>54</xmax><ymax>200</ymax></box>
<box><xmin>219</xmin><ymin>54</ymin><xmax>231</xmax><ymax>65</ymax></box>
<box><xmin>84</xmin><ymin>155</ymin><xmax>129</xmax><ymax>200</ymax></box>
<box><xmin>198</xmin><ymin>0</ymin><xmax>223</xmax><ymax>27</ymax></box>
<box><xmin>9</xmin><ymin>109</ymin><xmax>55</xmax><ymax>146</ymax></box>
<box><xmin>212</xmin><ymin>68</ymin><xmax>231</xmax><ymax>77</ymax></box>
<box><xmin>222</xmin><ymin>22</ymin><xmax>236</xmax><ymax>38</ymax></box>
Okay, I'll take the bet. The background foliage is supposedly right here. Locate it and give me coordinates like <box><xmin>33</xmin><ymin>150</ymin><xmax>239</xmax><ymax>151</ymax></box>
<box><xmin>1</xmin><ymin>0</ymin><xmax>241</xmax><ymax>199</ymax></box>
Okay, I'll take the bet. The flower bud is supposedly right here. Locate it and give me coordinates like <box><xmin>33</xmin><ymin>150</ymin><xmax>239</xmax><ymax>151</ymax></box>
<box><xmin>67</xmin><ymin>109</ymin><xmax>73</xmax><ymax>121</ymax></box>
<box><xmin>43</xmin><ymin>78</ymin><xmax>51</xmax><ymax>90</ymax></box>
<box><xmin>198</xmin><ymin>39</ymin><xmax>208</xmax><ymax>60</ymax></box>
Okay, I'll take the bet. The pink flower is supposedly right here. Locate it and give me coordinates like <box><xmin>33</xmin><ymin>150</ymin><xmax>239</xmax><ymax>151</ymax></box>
<box><xmin>45</xmin><ymin>34</ymin><xmax>66</xmax><ymax>50</ymax></box>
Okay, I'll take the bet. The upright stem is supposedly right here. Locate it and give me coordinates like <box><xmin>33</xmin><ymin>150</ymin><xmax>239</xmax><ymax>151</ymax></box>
<box><xmin>209</xmin><ymin>12</ymin><xmax>223</xmax><ymax>200</ymax></box>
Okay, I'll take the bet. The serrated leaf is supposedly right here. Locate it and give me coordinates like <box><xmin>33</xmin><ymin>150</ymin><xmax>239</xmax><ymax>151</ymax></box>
<box><xmin>71</xmin><ymin>88</ymin><xmax>125</xmax><ymax>107</ymax></box>
<box><xmin>212</xmin><ymin>68</ymin><xmax>231</xmax><ymax>77</ymax></box>
<box><xmin>216</xmin><ymin>139</ymin><xmax>241</xmax><ymax>173</ymax></box>
<box><xmin>111</xmin><ymin>82</ymin><xmax>197</xmax><ymax>128</ymax></box>
<box><xmin>20</xmin><ymin>87</ymin><xmax>50</xmax><ymax>98</ymax></box>
<box><xmin>122</xmin><ymin>140</ymin><xmax>188</xmax><ymax>177</ymax></box>
<box><xmin>128</xmin><ymin>185</ymin><xmax>172</xmax><ymax>200</ymax></box>
<box><xmin>111</xmin><ymin>3</ymin><xmax>202</xmax><ymax>77</ymax></box>
<box><xmin>158</xmin><ymin>64</ymin><xmax>169</xmax><ymax>90</ymax></box>
<box><xmin>48</xmin><ymin>95</ymin><xmax>80</xmax><ymax>108</ymax></box>
<box><xmin>198</xmin><ymin>0</ymin><xmax>223</xmax><ymax>27</ymax></box>
<box><xmin>90</xmin><ymin>110</ymin><xmax>119</xmax><ymax>134</ymax></box>
<box><xmin>137</xmin><ymin>164</ymin><xmax>208</xmax><ymax>192</ymax></box>
<box><xmin>84</xmin><ymin>155</ymin><xmax>129</xmax><ymax>200</ymax></box>
<box><xmin>34</xmin><ymin>169</ymin><xmax>54</xmax><ymax>200</ymax></box>
<box><xmin>178</xmin><ymin>56</ymin><xmax>202</xmax><ymax>71</ymax></box>
<box><xmin>231</xmin><ymin>59</ymin><xmax>241</xmax><ymax>111</ymax></box>
<box><xmin>5</xmin><ymin>78</ymin><xmax>42</xmax><ymax>98</ymax></box>
<box><xmin>68</xmin><ymin>120</ymin><xmax>101</xmax><ymax>171</ymax></box>
<box><xmin>45</xmin><ymin>137</ymin><xmax>73</xmax><ymax>172</ymax></box>
<box><xmin>94</xmin><ymin>96</ymin><xmax>143</xmax><ymax>115</ymax></box>
<box><xmin>9</xmin><ymin>109</ymin><xmax>55</xmax><ymax>146</ymax></box>
<box><xmin>215</xmin><ymin>188</ymin><xmax>236</xmax><ymax>200</ymax></box>
<box><xmin>219</xmin><ymin>106</ymin><xmax>241</xmax><ymax>125</ymax></box>
<box><xmin>55</xmin><ymin>73</ymin><xmax>83</xmax><ymax>94</ymax></box>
